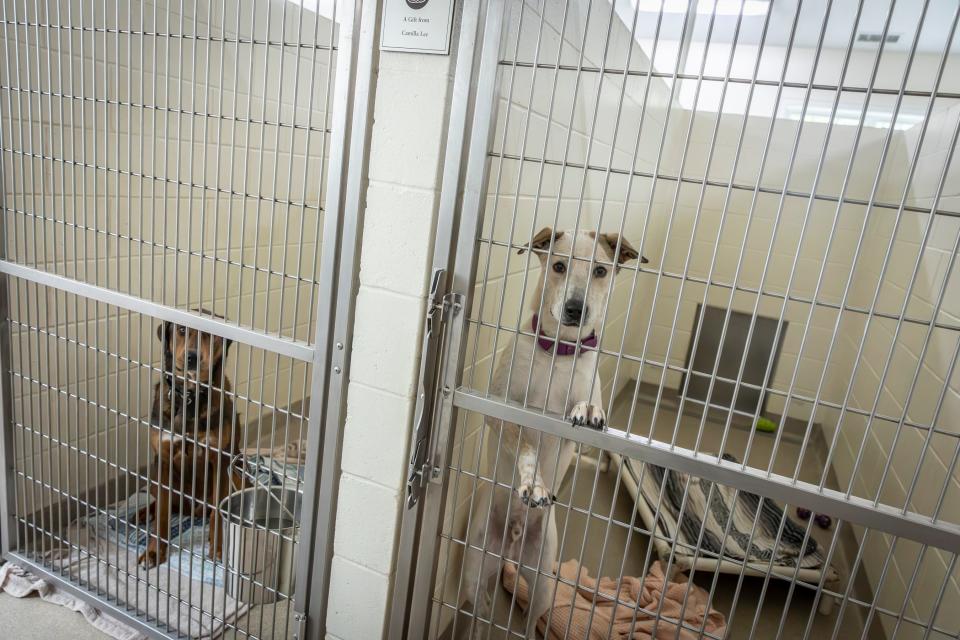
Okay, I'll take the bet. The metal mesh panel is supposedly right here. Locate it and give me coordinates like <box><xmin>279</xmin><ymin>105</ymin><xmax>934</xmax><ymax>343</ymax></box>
<box><xmin>9</xmin><ymin>283</ymin><xmax>310</xmax><ymax>637</ymax></box>
<box><xmin>0</xmin><ymin>0</ymin><xmax>350</xmax><ymax>638</ymax></box>
<box><xmin>463</xmin><ymin>0</ymin><xmax>960</xmax><ymax>515</ymax></box>
<box><xmin>410</xmin><ymin>1</ymin><xmax>960</xmax><ymax>639</ymax></box>
<box><xmin>0</xmin><ymin>0</ymin><xmax>336</xmax><ymax>342</ymax></box>
<box><xmin>433</xmin><ymin>411</ymin><xmax>958</xmax><ymax>640</ymax></box>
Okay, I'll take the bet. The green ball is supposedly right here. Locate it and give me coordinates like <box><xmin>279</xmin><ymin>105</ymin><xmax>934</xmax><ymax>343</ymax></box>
<box><xmin>755</xmin><ymin>417</ymin><xmax>778</xmax><ymax>432</ymax></box>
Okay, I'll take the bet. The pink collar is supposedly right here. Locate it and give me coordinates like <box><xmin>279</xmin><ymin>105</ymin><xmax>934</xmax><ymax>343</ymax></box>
<box><xmin>532</xmin><ymin>314</ymin><xmax>597</xmax><ymax>355</ymax></box>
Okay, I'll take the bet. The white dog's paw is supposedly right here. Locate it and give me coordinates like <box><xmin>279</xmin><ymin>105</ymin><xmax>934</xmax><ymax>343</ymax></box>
<box><xmin>517</xmin><ymin>480</ymin><xmax>553</xmax><ymax>508</ymax></box>
<box><xmin>569</xmin><ymin>401</ymin><xmax>606</xmax><ymax>430</ymax></box>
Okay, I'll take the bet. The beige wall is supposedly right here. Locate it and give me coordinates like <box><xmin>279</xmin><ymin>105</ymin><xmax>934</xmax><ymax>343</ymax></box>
<box><xmin>629</xmin><ymin>112</ymin><xmax>909</xmax><ymax>421</ymax></box>
<box><xmin>822</xmin><ymin>101</ymin><xmax>960</xmax><ymax>639</ymax></box>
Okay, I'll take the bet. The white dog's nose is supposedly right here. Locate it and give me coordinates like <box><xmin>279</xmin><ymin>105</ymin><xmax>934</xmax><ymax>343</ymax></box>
<box><xmin>562</xmin><ymin>299</ymin><xmax>586</xmax><ymax>325</ymax></box>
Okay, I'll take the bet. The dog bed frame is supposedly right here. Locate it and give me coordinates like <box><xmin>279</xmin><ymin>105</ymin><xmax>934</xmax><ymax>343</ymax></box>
<box><xmin>610</xmin><ymin>452</ymin><xmax>841</xmax><ymax>616</ymax></box>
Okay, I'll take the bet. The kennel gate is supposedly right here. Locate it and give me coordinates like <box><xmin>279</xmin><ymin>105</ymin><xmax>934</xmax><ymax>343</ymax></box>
<box><xmin>0</xmin><ymin>1</ymin><xmax>373</xmax><ymax>638</ymax></box>
<box><xmin>392</xmin><ymin>1</ymin><xmax>960</xmax><ymax>638</ymax></box>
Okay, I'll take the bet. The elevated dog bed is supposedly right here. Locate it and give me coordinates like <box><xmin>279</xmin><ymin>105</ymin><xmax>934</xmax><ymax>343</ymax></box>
<box><xmin>612</xmin><ymin>453</ymin><xmax>840</xmax><ymax>615</ymax></box>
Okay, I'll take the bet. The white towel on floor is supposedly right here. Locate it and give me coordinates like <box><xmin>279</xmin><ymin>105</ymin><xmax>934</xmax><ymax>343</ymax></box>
<box><xmin>0</xmin><ymin>562</ymin><xmax>144</xmax><ymax>640</ymax></box>
<box><xmin>48</xmin><ymin>531</ymin><xmax>248</xmax><ymax>639</ymax></box>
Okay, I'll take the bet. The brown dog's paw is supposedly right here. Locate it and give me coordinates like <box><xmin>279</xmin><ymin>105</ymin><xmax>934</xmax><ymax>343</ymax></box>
<box><xmin>569</xmin><ymin>401</ymin><xmax>606</xmax><ymax>430</ymax></box>
<box><xmin>138</xmin><ymin>544</ymin><xmax>167</xmax><ymax>568</ymax></box>
<box><xmin>131</xmin><ymin>505</ymin><xmax>152</xmax><ymax>525</ymax></box>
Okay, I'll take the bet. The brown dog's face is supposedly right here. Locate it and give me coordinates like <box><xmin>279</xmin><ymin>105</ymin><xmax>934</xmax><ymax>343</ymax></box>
<box><xmin>157</xmin><ymin>320</ymin><xmax>232</xmax><ymax>383</ymax></box>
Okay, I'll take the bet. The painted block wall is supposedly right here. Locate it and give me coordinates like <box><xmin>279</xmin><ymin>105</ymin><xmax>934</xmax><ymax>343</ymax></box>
<box><xmin>324</xmin><ymin>45</ymin><xmax>455</xmax><ymax>640</ymax></box>
<box><xmin>1</xmin><ymin>0</ymin><xmax>331</xmax><ymax>514</ymax></box>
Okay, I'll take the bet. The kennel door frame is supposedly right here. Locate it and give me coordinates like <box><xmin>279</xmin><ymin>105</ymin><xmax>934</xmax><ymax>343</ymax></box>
<box><xmin>390</xmin><ymin>0</ymin><xmax>960</xmax><ymax>638</ymax></box>
<box><xmin>0</xmin><ymin>1</ymin><xmax>374</xmax><ymax>639</ymax></box>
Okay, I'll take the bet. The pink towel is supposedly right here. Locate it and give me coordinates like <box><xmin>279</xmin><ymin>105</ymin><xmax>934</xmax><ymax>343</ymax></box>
<box><xmin>502</xmin><ymin>560</ymin><xmax>727</xmax><ymax>639</ymax></box>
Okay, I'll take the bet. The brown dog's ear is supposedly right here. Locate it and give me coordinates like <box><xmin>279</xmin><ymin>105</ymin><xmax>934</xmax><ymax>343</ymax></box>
<box><xmin>518</xmin><ymin>227</ymin><xmax>563</xmax><ymax>254</ymax></box>
<box><xmin>599</xmin><ymin>233</ymin><xmax>647</xmax><ymax>268</ymax></box>
<box><xmin>224</xmin><ymin>337</ymin><xmax>234</xmax><ymax>354</ymax></box>
<box><xmin>156</xmin><ymin>321</ymin><xmax>170</xmax><ymax>344</ymax></box>
<box><xmin>195</xmin><ymin>307</ymin><xmax>225</xmax><ymax>321</ymax></box>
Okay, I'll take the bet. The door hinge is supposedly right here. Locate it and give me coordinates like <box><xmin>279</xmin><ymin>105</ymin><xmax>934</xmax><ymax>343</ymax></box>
<box><xmin>406</xmin><ymin>268</ymin><xmax>462</xmax><ymax>509</ymax></box>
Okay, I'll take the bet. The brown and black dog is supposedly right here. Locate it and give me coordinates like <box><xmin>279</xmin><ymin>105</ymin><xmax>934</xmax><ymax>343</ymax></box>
<box><xmin>137</xmin><ymin>310</ymin><xmax>244</xmax><ymax>568</ymax></box>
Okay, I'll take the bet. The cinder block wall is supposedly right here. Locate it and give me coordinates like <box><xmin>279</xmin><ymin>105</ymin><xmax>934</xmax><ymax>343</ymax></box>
<box><xmin>324</xmin><ymin>49</ymin><xmax>455</xmax><ymax>640</ymax></box>
<box><xmin>822</xmin><ymin>101</ymin><xmax>960</xmax><ymax>638</ymax></box>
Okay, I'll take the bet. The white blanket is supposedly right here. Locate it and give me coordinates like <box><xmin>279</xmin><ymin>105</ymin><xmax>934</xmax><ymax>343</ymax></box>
<box><xmin>0</xmin><ymin>561</ymin><xmax>143</xmax><ymax>640</ymax></box>
<box><xmin>1</xmin><ymin>529</ymin><xmax>248</xmax><ymax>639</ymax></box>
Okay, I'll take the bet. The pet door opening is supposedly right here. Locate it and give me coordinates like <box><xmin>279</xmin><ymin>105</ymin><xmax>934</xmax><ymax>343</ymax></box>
<box><xmin>680</xmin><ymin>304</ymin><xmax>787</xmax><ymax>415</ymax></box>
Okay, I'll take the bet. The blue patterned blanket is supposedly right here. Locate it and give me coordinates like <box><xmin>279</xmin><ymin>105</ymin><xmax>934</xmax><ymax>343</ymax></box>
<box><xmin>81</xmin><ymin>453</ymin><xmax>304</xmax><ymax>586</ymax></box>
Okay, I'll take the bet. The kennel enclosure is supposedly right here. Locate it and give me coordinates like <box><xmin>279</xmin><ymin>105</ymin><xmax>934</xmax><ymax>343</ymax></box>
<box><xmin>1</xmin><ymin>0</ymin><xmax>960</xmax><ymax>639</ymax></box>
<box><xmin>0</xmin><ymin>0</ymin><xmax>371</xmax><ymax>638</ymax></box>
<box><xmin>392</xmin><ymin>1</ymin><xmax>960</xmax><ymax>639</ymax></box>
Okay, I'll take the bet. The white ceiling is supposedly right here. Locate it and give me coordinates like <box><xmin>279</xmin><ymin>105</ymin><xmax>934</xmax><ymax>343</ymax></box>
<box><xmin>616</xmin><ymin>0</ymin><xmax>959</xmax><ymax>54</ymax></box>
<box><xmin>607</xmin><ymin>0</ymin><xmax>960</xmax><ymax>127</ymax></box>
<box><xmin>288</xmin><ymin>0</ymin><xmax>341</xmax><ymax>22</ymax></box>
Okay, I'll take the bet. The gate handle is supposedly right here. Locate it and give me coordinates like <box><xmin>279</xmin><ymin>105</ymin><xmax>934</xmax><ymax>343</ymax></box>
<box><xmin>406</xmin><ymin>268</ymin><xmax>448</xmax><ymax>508</ymax></box>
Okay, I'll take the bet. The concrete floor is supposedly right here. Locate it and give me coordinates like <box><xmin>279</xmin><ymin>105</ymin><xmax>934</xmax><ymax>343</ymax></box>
<box><xmin>0</xmin><ymin>571</ymin><xmax>295</xmax><ymax>640</ymax></box>
<box><xmin>0</xmin><ymin>591</ymin><xmax>112</xmax><ymax>640</ymax></box>
<box><xmin>438</xmin><ymin>385</ymin><xmax>881</xmax><ymax>639</ymax></box>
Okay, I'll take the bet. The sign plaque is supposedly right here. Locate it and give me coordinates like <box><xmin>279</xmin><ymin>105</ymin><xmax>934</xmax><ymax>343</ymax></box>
<box><xmin>380</xmin><ymin>0</ymin><xmax>455</xmax><ymax>55</ymax></box>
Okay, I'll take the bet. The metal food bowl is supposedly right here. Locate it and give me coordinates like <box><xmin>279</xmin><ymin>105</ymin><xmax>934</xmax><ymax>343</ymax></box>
<box><xmin>219</xmin><ymin>486</ymin><xmax>301</xmax><ymax>604</ymax></box>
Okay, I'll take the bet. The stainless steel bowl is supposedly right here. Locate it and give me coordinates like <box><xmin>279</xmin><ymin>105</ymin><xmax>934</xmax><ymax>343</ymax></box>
<box><xmin>219</xmin><ymin>486</ymin><xmax>301</xmax><ymax>604</ymax></box>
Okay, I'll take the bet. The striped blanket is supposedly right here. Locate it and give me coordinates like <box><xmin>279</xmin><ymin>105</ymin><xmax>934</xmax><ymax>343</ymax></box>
<box><xmin>635</xmin><ymin>455</ymin><xmax>825</xmax><ymax>569</ymax></box>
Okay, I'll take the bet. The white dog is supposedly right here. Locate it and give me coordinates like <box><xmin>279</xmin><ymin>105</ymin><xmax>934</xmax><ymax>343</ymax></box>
<box><xmin>460</xmin><ymin>227</ymin><xmax>644</xmax><ymax>638</ymax></box>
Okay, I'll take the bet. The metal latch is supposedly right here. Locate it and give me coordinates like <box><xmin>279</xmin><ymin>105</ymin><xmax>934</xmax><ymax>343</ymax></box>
<box><xmin>292</xmin><ymin>610</ymin><xmax>306</xmax><ymax>640</ymax></box>
<box><xmin>406</xmin><ymin>268</ymin><xmax>460</xmax><ymax>508</ymax></box>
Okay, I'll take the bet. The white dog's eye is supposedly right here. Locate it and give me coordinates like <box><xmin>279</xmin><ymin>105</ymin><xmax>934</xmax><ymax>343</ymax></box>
<box><xmin>552</xmin><ymin>261</ymin><xmax>566</xmax><ymax>274</ymax></box>
<box><xmin>593</xmin><ymin>265</ymin><xmax>608</xmax><ymax>278</ymax></box>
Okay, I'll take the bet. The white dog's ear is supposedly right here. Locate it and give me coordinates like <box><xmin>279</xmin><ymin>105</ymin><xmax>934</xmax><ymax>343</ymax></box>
<box><xmin>518</xmin><ymin>227</ymin><xmax>563</xmax><ymax>254</ymax></box>
<box><xmin>599</xmin><ymin>233</ymin><xmax>647</xmax><ymax>268</ymax></box>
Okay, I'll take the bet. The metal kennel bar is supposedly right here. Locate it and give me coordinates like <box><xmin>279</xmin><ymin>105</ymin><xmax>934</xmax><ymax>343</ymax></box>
<box><xmin>0</xmin><ymin>1</ymin><xmax>372</xmax><ymax>639</ymax></box>
<box><xmin>452</xmin><ymin>390</ymin><xmax>960</xmax><ymax>553</ymax></box>
<box><xmin>0</xmin><ymin>261</ymin><xmax>315</xmax><ymax>361</ymax></box>
<box><xmin>394</xmin><ymin>0</ymin><xmax>960</xmax><ymax>638</ymax></box>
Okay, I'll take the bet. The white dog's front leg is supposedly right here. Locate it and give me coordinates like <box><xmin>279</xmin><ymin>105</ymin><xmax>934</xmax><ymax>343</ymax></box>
<box><xmin>517</xmin><ymin>445</ymin><xmax>553</xmax><ymax>508</ymax></box>
<box><xmin>522</xmin><ymin>509</ymin><xmax>557</xmax><ymax>639</ymax></box>
<box><xmin>570</xmin><ymin>376</ymin><xmax>606</xmax><ymax>430</ymax></box>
